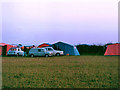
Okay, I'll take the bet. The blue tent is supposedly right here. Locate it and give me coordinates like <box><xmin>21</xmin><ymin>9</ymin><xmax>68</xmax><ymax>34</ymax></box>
<box><xmin>53</xmin><ymin>42</ymin><xmax>80</xmax><ymax>56</ymax></box>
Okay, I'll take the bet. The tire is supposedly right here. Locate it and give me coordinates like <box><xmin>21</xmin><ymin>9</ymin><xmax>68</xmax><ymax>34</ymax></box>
<box><xmin>56</xmin><ymin>53</ymin><xmax>60</xmax><ymax>56</ymax></box>
<box><xmin>45</xmin><ymin>54</ymin><xmax>49</xmax><ymax>57</ymax></box>
<box><xmin>31</xmin><ymin>54</ymin><xmax>34</xmax><ymax>57</ymax></box>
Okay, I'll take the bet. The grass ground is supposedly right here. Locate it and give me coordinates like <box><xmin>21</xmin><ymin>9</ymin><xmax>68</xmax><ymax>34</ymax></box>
<box><xmin>2</xmin><ymin>56</ymin><xmax>118</xmax><ymax>88</ymax></box>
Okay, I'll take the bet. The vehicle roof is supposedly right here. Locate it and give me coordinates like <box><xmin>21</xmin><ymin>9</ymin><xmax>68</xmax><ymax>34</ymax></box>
<box><xmin>31</xmin><ymin>48</ymin><xmax>45</xmax><ymax>49</ymax></box>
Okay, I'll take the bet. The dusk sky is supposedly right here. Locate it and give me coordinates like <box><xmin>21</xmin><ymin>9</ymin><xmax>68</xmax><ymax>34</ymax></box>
<box><xmin>1</xmin><ymin>0</ymin><xmax>118</xmax><ymax>45</ymax></box>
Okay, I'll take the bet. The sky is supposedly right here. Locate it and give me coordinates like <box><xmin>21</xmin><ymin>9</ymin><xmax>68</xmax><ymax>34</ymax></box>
<box><xmin>1</xmin><ymin>0</ymin><xmax>119</xmax><ymax>45</ymax></box>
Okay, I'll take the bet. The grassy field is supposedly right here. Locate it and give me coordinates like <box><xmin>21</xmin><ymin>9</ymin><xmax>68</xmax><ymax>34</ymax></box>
<box><xmin>2</xmin><ymin>56</ymin><xmax>118</xmax><ymax>88</ymax></box>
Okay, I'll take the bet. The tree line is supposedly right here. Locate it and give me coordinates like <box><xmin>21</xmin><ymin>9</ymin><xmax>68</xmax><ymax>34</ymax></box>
<box><xmin>76</xmin><ymin>43</ymin><xmax>113</xmax><ymax>55</ymax></box>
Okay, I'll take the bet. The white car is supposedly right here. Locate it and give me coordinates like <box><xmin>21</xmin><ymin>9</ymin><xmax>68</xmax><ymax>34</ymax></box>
<box><xmin>28</xmin><ymin>48</ymin><xmax>53</xmax><ymax>57</ymax></box>
<box><xmin>43</xmin><ymin>47</ymin><xmax>64</xmax><ymax>56</ymax></box>
<box><xmin>7</xmin><ymin>47</ymin><xmax>24</xmax><ymax>56</ymax></box>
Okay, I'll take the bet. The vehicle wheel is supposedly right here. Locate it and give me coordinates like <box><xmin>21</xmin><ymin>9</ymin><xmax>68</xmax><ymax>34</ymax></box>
<box><xmin>45</xmin><ymin>54</ymin><xmax>49</xmax><ymax>57</ymax></box>
<box><xmin>17</xmin><ymin>53</ymin><xmax>19</xmax><ymax>57</ymax></box>
<box><xmin>56</xmin><ymin>53</ymin><xmax>60</xmax><ymax>56</ymax></box>
<box><xmin>31</xmin><ymin>54</ymin><xmax>34</xmax><ymax>57</ymax></box>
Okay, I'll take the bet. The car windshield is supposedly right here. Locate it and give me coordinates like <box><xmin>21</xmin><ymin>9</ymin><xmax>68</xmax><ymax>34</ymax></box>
<box><xmin>48</xmin><ymin>48</ymin><xmax>53</xmax><ymax>51</ymax></box>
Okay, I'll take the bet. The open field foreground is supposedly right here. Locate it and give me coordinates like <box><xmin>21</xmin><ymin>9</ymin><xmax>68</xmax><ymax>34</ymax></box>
<box><xmin>2</xmin><ymin>56</ymin><xmax>118</xmax><ymax>88</ymax></box>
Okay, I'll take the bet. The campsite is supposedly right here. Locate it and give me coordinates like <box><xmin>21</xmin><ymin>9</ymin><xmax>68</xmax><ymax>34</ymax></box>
<box><xmin>1</xmin><ymin>42</ymin><xmax>120</xmax><ymax>57</ymax></box>
<box><xmin>1</xmin><ymin>42</ymin><xmax>119</xmax><ymax>88</ymax></box>
<box><xmin>1</xmin><ymin>0</ymin><xmax>118</xmax><ymax>88</ymax></box>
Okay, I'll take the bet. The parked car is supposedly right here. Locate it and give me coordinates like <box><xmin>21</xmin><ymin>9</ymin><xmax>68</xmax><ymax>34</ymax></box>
<box><xmin>43</xmin><ymin>47</ymin><xmax>64</xmax><ymax>56</ymax></box>
<box><xmin>7</xmin><ymin>47</ymin><xmax>24</xmax><ymax>56</ymax></box>
<box><xmin>28</xmin><ymin>48</ymin><xmax>53</xmax><ymax>57</ymax></box>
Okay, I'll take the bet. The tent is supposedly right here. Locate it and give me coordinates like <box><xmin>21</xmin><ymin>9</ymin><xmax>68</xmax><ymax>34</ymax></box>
<box><xmin>21</xmin><ymin>45</ymin><xmax>34</xmax><ymax>50</ymax></box>
<box><xmin>104</xmin><ymin>43</ymin><xmax>120</xmax><ymax>55</ymax></box>
<box><xmin>21</xmin><ymin>45</ymin><xmax>35</xmax><ymax>55</ymax></box>
<box><xmin>53</xmin><ymin>42</ymin><xmax>80</xmax><ymax>56</ymax></box>
<box><xmin>38</xmin><ymin>43</ymin><xmax>52</xmax><ymax>48</ymax></box>
<box><xmin>0</xmin><ymin>43</ymin><xmax>13</xmax><ymax>56</ymax></box>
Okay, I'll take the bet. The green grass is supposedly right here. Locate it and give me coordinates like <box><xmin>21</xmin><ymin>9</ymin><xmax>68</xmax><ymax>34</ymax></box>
<box><xmin>2</xmin><ymin>56</ymin><xmax>118</xmax><ymax>88</ymax></box>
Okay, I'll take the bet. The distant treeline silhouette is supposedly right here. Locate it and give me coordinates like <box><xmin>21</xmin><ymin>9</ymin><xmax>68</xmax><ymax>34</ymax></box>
<box><xmin>76</xmin><ymin>43</ymin><xmax>114</xmax><ymax>55</ymax></box>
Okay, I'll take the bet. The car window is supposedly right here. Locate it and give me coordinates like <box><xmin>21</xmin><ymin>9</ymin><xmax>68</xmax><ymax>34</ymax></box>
<box><xmin>48</xmin><ymin>48</ymin><xmax>53</xmax><ymax>51</ymax></box>
<box><xmin>41</xmin><ymin>49</ymin><xmax>44</xmax><ymax>52</ymax></box>
<box><xmin>38</xmin><ymin>49</ymin><xmax>41</xmax><ymax>52</ymax></box>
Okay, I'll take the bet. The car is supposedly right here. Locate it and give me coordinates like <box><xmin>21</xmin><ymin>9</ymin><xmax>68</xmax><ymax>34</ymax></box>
<box><xmin>28</xmin><ymin>48</ymin><xmax>53</xmax><ymax>57</ymax></box>
<box><xmin>7</xmin><ymin>47</ymin><xmax>24</xmax><ymax>56</ymax></box>
<box><xmin>43</xmin><ymin>47</ymin><xmax>64</xmax><ymax>56</ymax></box>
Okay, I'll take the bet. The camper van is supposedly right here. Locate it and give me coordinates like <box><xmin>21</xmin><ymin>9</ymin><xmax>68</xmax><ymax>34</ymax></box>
<box><xmin>28</xmin><ymin>48</ymin><xmax>54</xmax><ymax>57</ymax></box>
